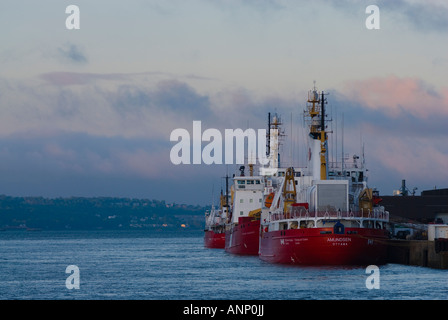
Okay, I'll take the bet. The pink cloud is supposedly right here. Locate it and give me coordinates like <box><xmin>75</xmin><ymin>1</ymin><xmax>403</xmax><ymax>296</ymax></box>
<box><xmin>343</xmin><ymin>76</ymin><xmax>448</xmax><ymax>118</ymax></box>
<box><xmin>362</xmin><ymin>131</ymin><xmax>448</xmax><ymax>192</ymax></box>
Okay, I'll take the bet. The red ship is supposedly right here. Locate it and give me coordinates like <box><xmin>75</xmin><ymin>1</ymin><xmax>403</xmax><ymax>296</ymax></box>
<box><xmin>204</xmin><ymin>229</ymin><xmax>225</xmax><ymax>249</ymax></box>
<box><xmin>224</xmin><ymin>173</ymin><xmax>263</xmax><ymax>256</ymax></box>
<box><xmin>259</xmin><ymin>209</ymin><xmax>389</xmax><ymax>265</ymax></box>
<box><xmin>259</xmin><ymin>86</ymin><xmax>390</xmax><ymax>265</ymax></box>
<box><xmin>204</xmin><ymin>188</ymin><xmax>229</xmax><ymax>249</ymax></box>
<box><xmin>225</xmin><ymin>216</ymin><xmax>260</xmax><ymax>255</ymax></box>
<box><xmin>224</xmin><ymin>114</ymin><xmax>284</xmax><ymax>256</ymax></box>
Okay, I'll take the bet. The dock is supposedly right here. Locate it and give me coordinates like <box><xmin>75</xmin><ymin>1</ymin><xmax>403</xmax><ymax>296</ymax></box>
<box><xmin>387</xmin><ymin>239</ymin><xmax>448</xmax><ymax>269</ymax></box>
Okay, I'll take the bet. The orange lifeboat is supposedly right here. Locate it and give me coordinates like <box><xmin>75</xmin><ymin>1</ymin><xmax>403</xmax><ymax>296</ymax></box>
<box><xmin>265</xmin><ymin>193</ymin><xmax>275</xmax><ymax>208</ymax></box>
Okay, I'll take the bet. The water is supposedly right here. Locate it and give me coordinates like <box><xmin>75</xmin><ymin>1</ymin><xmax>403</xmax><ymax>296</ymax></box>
<box><xmin>0</xmin><ymin>230</ymin><xmax>447</xmax><ymax>300</ymax></box>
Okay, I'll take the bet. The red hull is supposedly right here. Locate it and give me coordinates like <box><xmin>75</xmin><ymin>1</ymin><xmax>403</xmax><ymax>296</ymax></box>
<box><xmin>225</xmin><ymin>217</ymin><xmax>260</xmax><ymax>255</ymax></box>
<box><xmin>259</xmin><ymin>227</ymin><xmax>389</xmax><ymax>265</ymax></box>
<box><xmin>204</xmin><ymin>230</ymin><xmax>225</xmax><ymax>249</ymax></box>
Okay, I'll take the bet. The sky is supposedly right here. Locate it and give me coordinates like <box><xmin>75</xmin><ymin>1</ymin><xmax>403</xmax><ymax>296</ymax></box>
<box><xmin>0</xmin><ymin>0</ymin><xmax>447</xmax><ymax>205</ymax></box>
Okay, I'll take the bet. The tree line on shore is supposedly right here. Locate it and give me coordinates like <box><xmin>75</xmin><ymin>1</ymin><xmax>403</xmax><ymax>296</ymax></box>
<box><xmin>0</xmin><ymin>195</ymin><xmax>207</xmax><ymax>231</ymax></box>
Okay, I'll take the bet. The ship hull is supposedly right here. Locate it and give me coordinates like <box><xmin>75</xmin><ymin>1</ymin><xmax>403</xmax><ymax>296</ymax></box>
<box><xmin>204</xmin><ymin>230</ymin><xmax>226</xmax><ymax>249</ymax></box>
<box><xmin>259</xmin><ymin>227</ymin><xmax>388</xmax><ymax>265</ymax></box>
<box><xmin>225</xmin><ymin>218</ymin><xmax>260</xmax><ymax>255</ymax></box>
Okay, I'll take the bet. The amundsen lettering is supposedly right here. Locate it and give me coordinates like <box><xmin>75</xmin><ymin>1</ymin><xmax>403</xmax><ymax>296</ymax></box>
<box><xmin>327</xmin><ymin>237</ymin><xmax>351</xmax><ymax>242</ymax></box>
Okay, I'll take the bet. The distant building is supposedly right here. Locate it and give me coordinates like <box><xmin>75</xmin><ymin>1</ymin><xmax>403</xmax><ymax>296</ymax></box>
<box><xmin>381</xmin><ymin>188</ymin><xmax>448</xmax><ymax>224</ymax></box>
<box><xmin>421</xmin><ymin>188</ymin><xmax>448</xmax><ymax>196</ymax></box>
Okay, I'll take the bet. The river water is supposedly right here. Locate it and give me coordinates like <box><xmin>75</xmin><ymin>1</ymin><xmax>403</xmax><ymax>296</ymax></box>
<box><xmin>0</xmin><ymin>230</ymin><xmax>447</xmax><ymax>300</ymax></box>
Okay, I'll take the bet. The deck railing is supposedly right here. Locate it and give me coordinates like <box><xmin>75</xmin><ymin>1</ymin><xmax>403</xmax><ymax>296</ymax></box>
<box><xmin>269</xmin><ymin>208</ymin><xmax>389</xmax><ymax>222</ymax></box>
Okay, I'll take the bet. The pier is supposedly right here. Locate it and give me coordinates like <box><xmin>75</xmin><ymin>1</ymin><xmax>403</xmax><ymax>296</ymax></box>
<box><xmin>387</xmin><ymin>239</ymin><xmax>448</xmax><ymax>269</ymax></box>
<box><xmin>380</xmin><ymin>187</ymin><xmax>448</xmax><ymax>269</ymax></box>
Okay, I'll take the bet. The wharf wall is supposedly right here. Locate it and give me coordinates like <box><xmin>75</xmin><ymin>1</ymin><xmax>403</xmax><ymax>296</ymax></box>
<box><xmin>386</xmin><ymin>239</ymin><xmax>448</xmax><ymax>269</ymax></box>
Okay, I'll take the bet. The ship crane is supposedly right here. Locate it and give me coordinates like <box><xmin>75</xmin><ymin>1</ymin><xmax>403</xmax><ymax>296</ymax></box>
<box><xmin>282</xmin><ymin>167</ymin><xmax>297</xmax><ymax>212</ymax></box>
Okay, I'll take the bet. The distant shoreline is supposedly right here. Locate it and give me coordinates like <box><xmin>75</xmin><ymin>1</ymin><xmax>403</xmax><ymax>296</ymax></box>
<box><xmin>0</xmin><ymin>195</ymin><xmax>207</xmax><ymax>231</ymax></box>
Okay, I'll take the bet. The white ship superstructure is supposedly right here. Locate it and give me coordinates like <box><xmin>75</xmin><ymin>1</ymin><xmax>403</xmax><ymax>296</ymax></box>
<box><xmin>259</xmin><ymin>85</ymin><xmax>390</xmax><ymax>265</ymax></box>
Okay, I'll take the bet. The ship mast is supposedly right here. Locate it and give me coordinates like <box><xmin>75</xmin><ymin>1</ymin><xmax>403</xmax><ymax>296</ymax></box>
<box><xmin>220</xmin><ymin>173</ymin><xmax>230</xmax><ymax>222</ymax></box>
<box><xmin>259</xmin><ymin>113</ymin><xmax>285</xmax><ymax>177</ymax></box>
<box><xmin>268</xmin><ymin>113</ymin><xmax>282</xmax><ymax>169</ymax></box>
<box><xmin>305</xmin><ymin>84</ymin><xmax>328</xmax><ymax>180</ymax></box>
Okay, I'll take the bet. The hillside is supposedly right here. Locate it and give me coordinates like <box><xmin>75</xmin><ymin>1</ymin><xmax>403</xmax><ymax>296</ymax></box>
<box><xmin>0</xmin><ymin>195</ymin><xmax>206</xmax><ymax>231</ymax></box>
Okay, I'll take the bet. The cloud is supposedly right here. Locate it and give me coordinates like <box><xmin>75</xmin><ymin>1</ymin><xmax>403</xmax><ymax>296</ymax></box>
<box><xmin>341</xmin><ymin>75</ymin><xmax>448</xmax><ymax>119</ymax></box>
<box><xmin>0</xmin><ymin>130</ymin><xmax>173</xmax><ymax>180</ymax></box>
<box><xmin>361</xmin><ymin>132</ymin><xmax>448</xmax><ymax>195</ymax></box>
<box><xmin>57</xmin><ymin>43</ymin><xmax>88</xmax><ymax>64</ymax></box>
<box><xmin>39</xmin><ymin>72</ymin><xmax>126</xmax><ymax>86</ymax></box>
<box><xmin>383</xmin><ymin>0</ymin><xmax>448</xmax><ymax>33</ymax></box>
<box><xmin>0</xmin><ymin>129</ymin><xmax>235</xmax><ymax>204</ymax></box>
<box><xmin>0</xmin><ymin>74</ymin><xmax>220</xmax><ymax>140</ymax></box>
<box><xmin>324</xmin><ymin>75</ymin><xmax>448</xmax><ymax>194</ymax></box>
<box><xmin>0</xmin><ymin>71</ymin><xmax>300</xmax><ymax>201</ymax></box>
<box><xmin>213</xmin><ymin>0</ymin><xmax>286</xmax><ymax>12</ymax></box>
<box><xmin>112</xmin><ymin>80</ymin><xmax>212</xmax><ymax>118</ymax></box>
<box><xmin>319</xmin><ymin>0</ymin><xmax>448</xmax><ymax>33</ymax></box>
<box><xmin>154</xmin><ymin>80</ymin><xmax>211</xmax><ymax>114</ymax></box>
<box><xmin>30</xmin><ymin>71</ymin><xmax>288</xmax><ymax>138</ymax></box>
<box><xmin>0</xmin><ymin>131</ymin><xmax>175</xmax><ymax>201</ymax></box>
<box><xmin>2</xmin><ymin>70</ymin><xmax>447</xmax><ymax>201</ymax></box>
<box><xmin>376</xmin><ymin>136</ymin><xmax>448</xmax><ymax>179</ymax></box>
<box><xmin>241</xmin><ymin>0</ymin><xmax>286</xmax><ymax>11</ymax></box>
